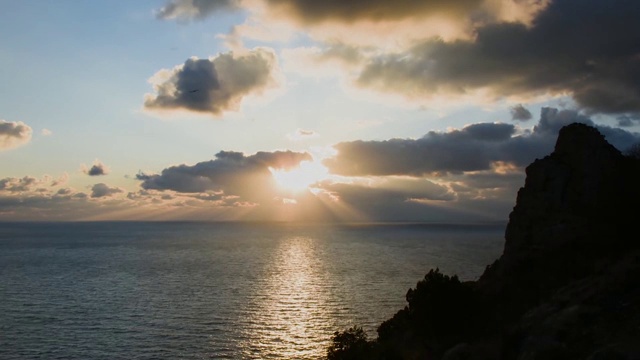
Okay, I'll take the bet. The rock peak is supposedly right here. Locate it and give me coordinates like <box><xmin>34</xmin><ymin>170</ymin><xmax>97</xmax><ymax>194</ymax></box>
<box><xmin>479</xmin><ymin>121</ymin><xmax>639</xmax><ymax>309</ymax></box>
<box><xmin>553</xmin><ymin>122</ymin><xmax>622</xmax><ymax>169</ymax></box>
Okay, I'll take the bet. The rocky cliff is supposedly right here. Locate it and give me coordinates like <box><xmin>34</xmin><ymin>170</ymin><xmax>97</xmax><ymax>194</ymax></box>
<box><xmin>475</xmin><ymin>122</ymin><xmax>640</xmax><ymax>359</ymax></box>
<box><xmin>327</xmin><ymin>123</ymin><xmax>640</xmax><ymax>360</ymax></box>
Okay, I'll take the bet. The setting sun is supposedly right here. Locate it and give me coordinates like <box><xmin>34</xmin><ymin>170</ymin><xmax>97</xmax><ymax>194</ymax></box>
<box><xmin>270</xmin><ymin>161</ymin><xmax>329</xmax><ymax>192</ymax></box>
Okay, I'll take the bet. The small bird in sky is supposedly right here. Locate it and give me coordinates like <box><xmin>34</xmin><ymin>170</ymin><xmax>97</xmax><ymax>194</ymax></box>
<box><xmin>188</xmin><ymin>89</ymin><xmax>199</xmax><ymax>93</ymax></box>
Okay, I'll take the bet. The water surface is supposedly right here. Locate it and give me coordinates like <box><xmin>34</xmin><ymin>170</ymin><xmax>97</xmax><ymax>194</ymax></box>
<box><xmin>0</xmin><ymin>222</ymin><xmax>504</xmax><ymax>359</ymax></box>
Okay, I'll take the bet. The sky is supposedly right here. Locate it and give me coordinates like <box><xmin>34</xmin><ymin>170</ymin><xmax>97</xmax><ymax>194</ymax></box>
<box><xmin>1</xmin><ymin>0</ymin><xmax>639</xmax><ymax>222</ymax></box>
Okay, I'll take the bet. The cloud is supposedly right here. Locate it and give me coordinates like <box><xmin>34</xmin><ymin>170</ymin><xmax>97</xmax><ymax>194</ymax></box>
<box><xmin>41</xmin><ymin>129</ymin><xmax>53</xmax><ymax>136</ymax></box>
<box><xmin>83</xmin><ymin>160</ymin><xmax>110</xmax><ymax>176</ymax></box>
<box><xmin>296</xmin><ymin>129</ymin><xmax>315</xmax><ymax>136</ymax></box>
<box><xmin>280</xmin><ymin>44</ymin><xmax>372</xmax><ymax>80</ymax></box>
<box><xmin>90</xmin><ymin>183</ymin><xmax>124</xmax><ymax>198</ymax></box>
<box><xmin>0</xmin><ymin>173</ymin><xmax>269</xmax><ymax>221</ymax></box>
<box><xmin>0</xmin><ymin>174</ymin><xmax>71</xmax><ymax>194</ymax></box>
<box><xmin>155</xmin><ymin>0</ymin><xmax>240</xmax><ymax>21</ymax></box>
<box><xmin>286</xmin><ymin>128</ymin><xmax>318</xmax><ymax>141</ymax></box>
<box><xmin>336</xmin><ymin>177</ymin><xmax>455</xmax><ymax>201</ymax></box>
<box><xmin>158</xmin><ymin>0</ymin><xmax>553</xmax><ymax>25</ymax></box>
<box><xmin>534</xmin><ymin>107</ymin><xmax>640</xmax><ymax>152</ymax></box>
<box><xmin>510</xmin><ymin>104</ymin><xmax>532</xmax><ymax>121</ymax></box>
<box><xmin>51</xmin><ymin>173</ymin><xmax>69</xmax><ymax>187</ymax></box>
<box><xmin>137</xmin><ymin>150</ymin><xmax>312</xmax><ymax>200</ymax></box>
<box><xmin>0</xmin><ymin>176</ymin><xmax>97</xmax><ymax>220</ymax></box>
<box><xmin>222</xmin><ymin>18</ymin><xmax>296</xmax><ymax>49</ymax></box>
<box><xmin>56</xmin><ymin>188</ymin><xmax>73</xmax><ymax>196</ymax></box>
<box><xmin>155</xmin><ymin>1</ymin><xmax>638</xmax><ymax>116</ymax></box>
<box><xmin>144</xmin><ymin>48</ymin><xmax>281</xmax><ymax>116</ymax></box>
<box><xmin>324</xmin><ymin>108</ymin><xmax>640</xmax><ymax>177</ymax></box>
<box><xmin>0</xmin><ymin>120</ymin><xmax>32</xmax><ymax>151</ymax></box>
<box><xmin>311</xmin><ymin>108</ymin><xmax>640</xmax><ymax>221</ymax></box>
<box><xmin>157</xmin><ymin>0</ymin><xmax>486</xmax><ymax>23</ymax></box>
<box><xmin>156</xmin><ymin>1</ymin><xmax>639</xmax><ymax>116</ymax></box>
<box><xmin>324</xmin><ymin>122</ymin><xmax>524</xmax><ymax>176</ymax></box>
<box><xmin>259</xmin><ymin>0</ymin><xmax>487</xmax><ymax>24</ymax></box>
<box><xmin>616</xmin><ymin>115</ymin><xmax>640</xmax><ymax>128</ymax></box>
<box><xmin>160</xmin><ymin>0</ymin><xmax>551</xmax><ymax>52</ymax></box>
<box><xmin>356</xmin><ymin>0</ymin><xmax>640</xmax><ymax>115</ymax></box>
<box><xmin>0</xmin><ymin>179</ymin><xmax>138</xmax><ymax>221</ymax></box>
<box><xmin>312</xmin><ymin>179</ymin><xmax>510</xmax><ymax>223</ymax></box>
<box><xmin>158</xmin><ymin>0</ymin><xmax>547</xmax><ymax>35</ymax></box>
<box><xmin>0</xmin><ymin>176</ymin><xmax>40</xmax><ymax>193</ymax></box>
<box><xmin>5</xmin><ymin>109</ymin><xmax>635</xmax><ymax>223</ymax></box>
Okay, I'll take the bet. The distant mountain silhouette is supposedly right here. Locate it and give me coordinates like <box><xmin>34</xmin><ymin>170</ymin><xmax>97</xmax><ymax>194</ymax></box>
<box><xmin>328</xmin><ymin>123</ymin><xmax>640</xmax><ymax>359</ymax></box>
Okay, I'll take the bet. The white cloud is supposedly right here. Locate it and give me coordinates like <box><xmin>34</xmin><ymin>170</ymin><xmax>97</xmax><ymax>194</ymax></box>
<box><xmin>0</xmin><ymin>120</ymin><xmax>32</xmax><ymax>151</ymax></box>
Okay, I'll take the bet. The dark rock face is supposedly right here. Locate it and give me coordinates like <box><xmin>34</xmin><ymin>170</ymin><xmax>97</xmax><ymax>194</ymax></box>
<box><xmin>479</xmin><ymin>124</ymin><xmax>639</xmax><ymax>293</ymax></box>
<box><xmin>327</xmin><ymin>123</ymin><xmax>640</xmax><ymax>360</ymax></box>
<box><xmin>503</xmin><ymin>123</ymin><xmax>633</xmax><ymax>260</ymax></box>
<box><xmin>477</xmin><ymin>123</ymin><xmax>640</xmax><ymax>359</ymax></box>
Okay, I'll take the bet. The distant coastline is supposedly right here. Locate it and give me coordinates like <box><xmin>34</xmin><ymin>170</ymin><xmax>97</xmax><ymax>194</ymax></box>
<box><xmin>0</xmin><ymin>219</ymin><xmax>508</xmax><ymax>227</ymax></box>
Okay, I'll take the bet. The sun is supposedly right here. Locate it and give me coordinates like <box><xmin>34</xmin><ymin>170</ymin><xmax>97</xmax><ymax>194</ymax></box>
<box><xmin>269</xmin><ymin>161</ymin><xmax>328</xmax><ymax>192</ymax></box>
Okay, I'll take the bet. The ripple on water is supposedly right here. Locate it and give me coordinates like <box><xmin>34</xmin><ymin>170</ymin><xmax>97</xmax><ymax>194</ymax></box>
<box><xmin>0</xmin><ymin>222</ymin><xmax>504</xmax><ymax>359</ymax></box>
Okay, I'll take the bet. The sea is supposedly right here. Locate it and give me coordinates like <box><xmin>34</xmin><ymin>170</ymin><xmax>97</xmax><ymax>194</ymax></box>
<box><xmin>0</xmin><ymin>221</ymin><xmax>505</xmax><ymax>360</ymax></box>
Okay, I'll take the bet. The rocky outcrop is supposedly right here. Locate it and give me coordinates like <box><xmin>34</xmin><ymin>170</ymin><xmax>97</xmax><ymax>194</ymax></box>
<box><xmin>478</xmin><ymin>123</ymin><xmax>640</xmax><ymax>359</ymax></box>
<box><xmin>479</xmin><ymin>124</ymin><xmax>640</xmax><ymax>319</ymax></box>
<box><xmin>327</xmin><ymin>123</ymin><xmax>640</xmax><ymax>359</ymax></box>
<box><xmin>502</xmin><ymin>123</ymin><xmax>636</xmax><ymax>261</ymax></box>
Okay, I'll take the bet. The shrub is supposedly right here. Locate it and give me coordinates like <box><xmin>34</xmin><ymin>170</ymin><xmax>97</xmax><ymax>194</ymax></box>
<box><xmin>376</xmin><ymin>268</ymin><xmax>481</xmax><ymax>357</ymax></box>
<box><xmin>327</xmin><ymin>326</ymin><xmax>374</xmax><ymax>360</ymax></box>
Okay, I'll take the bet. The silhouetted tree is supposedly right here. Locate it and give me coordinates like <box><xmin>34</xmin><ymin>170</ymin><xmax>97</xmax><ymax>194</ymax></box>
<box><xmin>326</xmin><ymin>269</ymin><xmax>486</xmax><ymax>359</ymax></box>
<box><xmin>327</xmin><ymin>326</ymin><xmax>374</xmax><ymax>360</ymax></box>
<box><xmin>376</xmin><ymin>268</ymin><xmax>482</xmax><ymax>358</ymax></box>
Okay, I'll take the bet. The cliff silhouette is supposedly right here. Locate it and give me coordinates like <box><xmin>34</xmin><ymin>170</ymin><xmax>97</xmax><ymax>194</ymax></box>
<box><xmin>328</xmin><ymin>123</ymin><xmax>640</xmax><ymax>360</ymax></box>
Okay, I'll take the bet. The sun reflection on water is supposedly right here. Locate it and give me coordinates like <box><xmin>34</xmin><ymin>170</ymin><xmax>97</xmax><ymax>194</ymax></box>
<box><xmin>240</xmin><ymin>236</ymin><xmax>338</xmax><ymax>359</ymax></box>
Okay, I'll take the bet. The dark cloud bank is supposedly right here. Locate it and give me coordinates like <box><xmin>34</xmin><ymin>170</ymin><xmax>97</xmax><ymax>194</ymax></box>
<box><xmin>158</xmin><ymin>0</ymin><xmax>640</xmax><ymax>118</ymax></box>
<box><xmin>357</xmin><ymin>0</ymin><xmax>640</xmax><ymax>116</ymax></box>
<box><xmin>158</xmin><ymin>0</ymin><xmax>486</xmax><ymax>23</ymax></box>
<box><xmin>325</xmin><ymin>108</ymin><xmax>640</xmax><ymax>177</ymax></box>
<box><xmin>318</xmin><ymin>108</ymin><xmax>639</xmax><ymax>222</ymax></box>
<box><xmin>261</xmin><ymin>0</ymin><xmax>486</xmax><ymax>23</ymax></box>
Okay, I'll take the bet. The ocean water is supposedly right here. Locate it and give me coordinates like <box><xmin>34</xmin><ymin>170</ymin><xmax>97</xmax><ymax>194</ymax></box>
<box><xmin>0</xmin><ymin>222</ymin><xmax>504</xmax><ymax>359</ymax></box>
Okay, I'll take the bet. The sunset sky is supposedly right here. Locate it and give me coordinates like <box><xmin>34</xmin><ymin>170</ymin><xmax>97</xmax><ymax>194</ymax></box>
<box><xmin>1</xmin><ymin>0</ymin><xmax>639</xmax><ymax>222</ymax></box>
